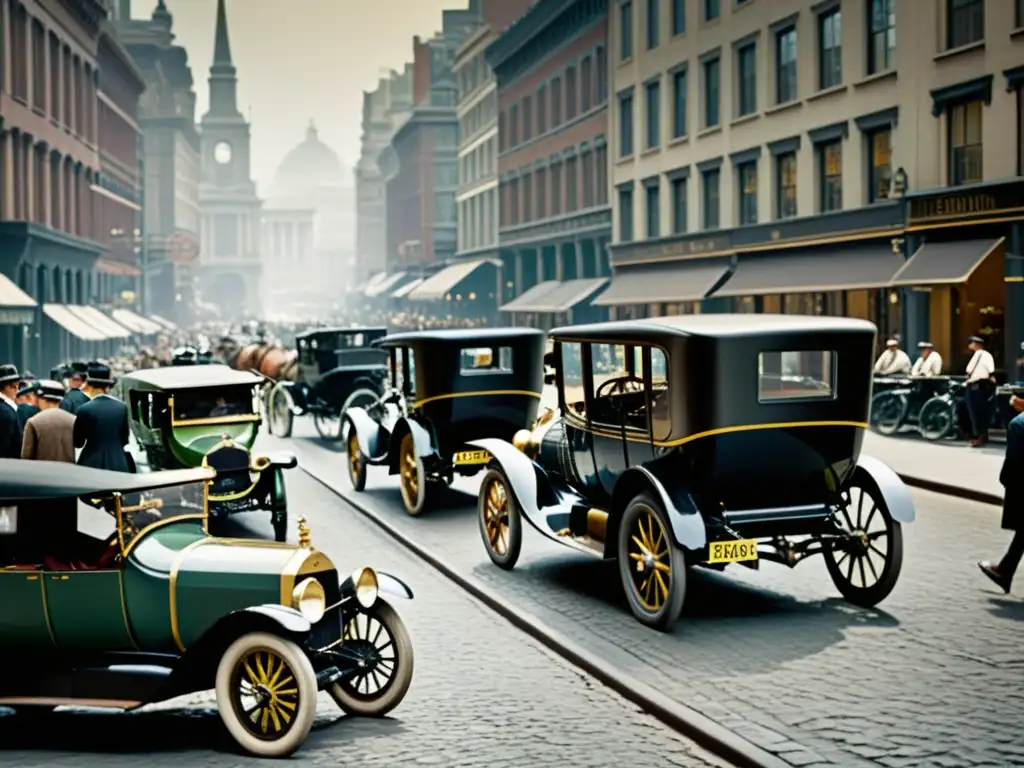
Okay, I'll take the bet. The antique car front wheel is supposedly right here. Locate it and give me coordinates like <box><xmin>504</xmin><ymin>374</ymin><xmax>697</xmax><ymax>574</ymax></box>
<box><xmin>478</xmin><ymin>468</ymin><xmax>522</xmax><ymax>569</ymax></box>
<box><xmin>398</xmin><ymin>433</ymin><xmax>428</xmax><ymax>515</ymax></box>
<box><xmin>347</xmin><ymin>428</ymin><xmax>367</xmax><ymax>491</ymax></box>
<box><xmin>215</xmin><ymin>631</ymin><xmax>318</xmax><ymax>758</ymax></box>
<box><xmin>268</xmin><ymin>386</ymin><xmax>293</xmax><ymax>438</ymax></box>
<box><xmin>617</xmin><ymin>493</ymin><xmax>687</xmax><ymax>630</ymax></box>
<box><xmin>824</xmin><ymin>481</ymin><xmax>904</xmax><ymax>608</ymax></box>
<box><xmin>330</xmin><ymin>599</ymin><xmax>414</xmax><ymax>717</ymax></box>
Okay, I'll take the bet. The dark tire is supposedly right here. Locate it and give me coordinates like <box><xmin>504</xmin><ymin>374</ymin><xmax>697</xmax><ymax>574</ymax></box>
<box><xmin>478</xmin><ymin>468</ymin><xmax>522</xmax><ymax>570</ymax></box>
<box><xmin>824</xmin><ymin>479</ymin><xmax>903</xmax><ymax>607</ymax></box>
<box><xmin>340</xmin><ymin>388</ymin><xmax>379</xmax><ymax>421</ymax></box>
<box><xmin>870</xmin><ymin>392</ymin><xmax>908</xmax><ymax>436</ymax></box>
<box><xmin>617</xmin><ymin>493</ymin><xmax>687</xmax><ymax>630</ymax></box>
<box><xmin>268</xmin><ymin>386</ymin><xmax>293</xmax><ymax>438</ymax></box>
<box><xmin>397</xmin><ymin>433</ymin><xmax>428</xmax><ymax>515</ymax></box>
<box><xmin>329</xmin><ymin>600</ymin><xmax>414</xmax><ymax>717</ymax></box>
<box><xmin>917</xmin><ymin>397</ymin><xmax>954</xmax><ymax>441</ymax></box>
<box><xmin>346</xmin><ymin>427</ymin><xmax>367</xmax><ymax>492</ymax></box>
<box><xmin>8</xmin><ymin>705</ymin><xmax>56</xmax><ymax>718</ymax></box>
<box><xmin>273</xmin><ymin>515</ymin><xmax>288</xmax><ymax>543</ymax></box>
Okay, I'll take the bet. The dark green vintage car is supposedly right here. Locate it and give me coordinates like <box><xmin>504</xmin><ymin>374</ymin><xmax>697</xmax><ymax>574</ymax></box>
<box><xmin>0</xmin><ymin>460</ymin><xmax>414</xmax><ymax>757</ymax></box>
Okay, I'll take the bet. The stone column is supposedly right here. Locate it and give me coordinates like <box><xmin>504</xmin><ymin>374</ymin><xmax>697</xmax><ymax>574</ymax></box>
<box><xmin>0</xmin><ymin>132</ymin><xmax>13</xmax><ymax>221</ymax></box>
<box><xmin>20</xmin><ymin>135</ymin><xmax>31</xmax><ymax>221</ymax></box>
<box><xmin>899</xmin><ymin>234</ymin><xmax>928</xmax><ymax>351</ymax></box>
<box><xmin>67</xmin><ymin>163</ymin><xmax>76</xmax><ymax>235</ymax></box>
<box><xmin>0</xmin><ymin>0</ymin><xmax>10</xmax><ymax>95</ymax></box>
<box><xmin>554</xmin><ymin>245</ymin><xmax>564</xmax><ymax>281</ymax></box>
<box><xmin>514</xmin><ymin>250</ymin><xmax>523</xmax><ymax>295</ymax></box>
<box><xmin>40</xmin><ymin>145</ymin><xmax>51</xmax><ymax>226</ymax></box>
<box><xmin>574</xmin><ymin>240</ymin><xmax>584</xmax><ymax>278</ymax></box>
<box><xmin>52</xmin><ymin>153</ymin><xmax>63</xmax><ymax>230</ymax></box>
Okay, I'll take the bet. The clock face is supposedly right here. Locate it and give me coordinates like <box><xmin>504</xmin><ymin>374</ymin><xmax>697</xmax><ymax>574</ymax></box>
<box><xmin>214</xmin><ymin>141</ymin><xmax>232</xmax><ymax>164</ymax></box>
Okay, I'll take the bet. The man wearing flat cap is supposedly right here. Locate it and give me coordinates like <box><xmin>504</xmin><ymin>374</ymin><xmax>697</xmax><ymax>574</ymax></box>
<box><xmin>15</xmin><ymin>377</ymin><xmax>40</xmax><ymax>431</ymax></box>
<box><xmin>911</xmin><ymin>341</ymin><xmax>943</xmax><ymax>377</ymax></box>
<box><xmin>963</xmin><ymin>335</ymin><xmax>996</xmax><ymax>447</ymax></box>
<box><xmin>0</xmin><ymin>364</ymin><xmax>23</xmax><ymax>458</ymax></box>
<box><xmin>59</xmin><ymin>361</ymin><xmax>90</xmax><ymax>414</ymax></box>
<box><xmin>873</xmin><ymin>338</ymin><xmax>912</xmax><ymax>376</ymax></box>
<box><xmin>73</xmin><ymin>362</ymin><xmax>134</xmax><ymax>473</ymax></box>
<box><xmin>22</xmin><ymin>380</ymin><xmax>74</xmax><ymax>463</ymax></box>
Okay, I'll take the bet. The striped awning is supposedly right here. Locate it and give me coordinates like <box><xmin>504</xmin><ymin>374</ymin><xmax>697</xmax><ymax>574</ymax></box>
<box><xmin>43</xmin><ymin>304</ymin><xmax>108</xmax><ymax>340</ymax></box>
<box><xmin>392</xmin><ymin>277</ymin><xmax>423</xmax><ymax>298</ymax></box>
<box><xmin>111</xmin><ymin>308</ymin><xmax>163</xmax><ymax>334</ymax></box>
<box><xmin>66</xmin><ymin>306</ymin><xmax>131</xmax><ymax>338</ymax></box>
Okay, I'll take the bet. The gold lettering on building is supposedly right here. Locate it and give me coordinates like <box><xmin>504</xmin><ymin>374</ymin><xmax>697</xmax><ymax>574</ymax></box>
<box><xmin>911</xmin><ymin>193</ymin><xmax>998</xmax><ymax>222</ymax></box>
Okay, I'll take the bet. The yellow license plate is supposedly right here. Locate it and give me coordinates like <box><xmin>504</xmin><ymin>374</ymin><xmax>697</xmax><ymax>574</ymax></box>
<box><xmin>454</xmin><ymin>450</ymin><xmax>490</xmax><ymax>466</ymax></box>
<box><xmin>708</xmin><ymin>539</ymin><xmax>758</xmax><ymax>563</ymax></box>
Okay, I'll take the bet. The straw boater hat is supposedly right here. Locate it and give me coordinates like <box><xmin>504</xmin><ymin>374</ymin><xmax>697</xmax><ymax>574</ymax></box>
<box><xmin>0</xmin><ymin>364</ymin><xmax>21</xmax><ymax>385</ymax></box>
<box><xmin>38</xmin><ymin>380</ymin><xmax>66</xmax><ymax>402</ymax></box>
<box><xmin>918</xmin><ymin>341</ymin><xmax>933</xmax><ymax>349</ymax></box>
<box><xmin>885</xmin><ymin>338</ymin><xmax>899</xmax><ymax>347</ymax></box>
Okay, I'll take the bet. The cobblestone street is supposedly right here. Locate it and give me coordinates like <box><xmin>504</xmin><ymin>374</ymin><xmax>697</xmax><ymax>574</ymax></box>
<box><xmin>271</xmin><ymin>425</ymin><xmax>1024</xmax><ymax>767</ymax></box>
<box><xmin>0</xmin><ymin>470</ymin><xmax>724</xmax><ymax>768</ymax></box>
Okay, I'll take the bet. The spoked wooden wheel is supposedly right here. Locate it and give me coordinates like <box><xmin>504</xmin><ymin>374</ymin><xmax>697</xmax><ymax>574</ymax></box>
<box><xmin>617</xmin><ymin>493</ymin><xmax>686</xmax><ymax>630</ymax></box>
<box><xmin>215</xmin><ymin>632</ymin><xmax>317</xmax><ymax>757</ymax></box>
<box><xmin>268</xmin><ymin>386</ymin><xmax>293</xmax><ymax>438</ymax></box>
<box><xmin>346</xmin><ymin>428</ymin><xmax>367</xmax><ymax>491</ymax></box>
<box><xmin>825</xmin><ymin>481</ymin><xmax>903</xmax><ymax>607</ymax></box>
<box><xmin>329</xmin><ymin>600</ymin><xmax>414</xmax><ymax>717</ymax></box>
<box><xmin>398</xmin><ymin>433</ymin><xmax>427</xmax><ymax>515</ymax></box>
<box><xmin>478</xmin><ymin>468</ymin><xmax>522</xmax><ymax>569</ymax></box>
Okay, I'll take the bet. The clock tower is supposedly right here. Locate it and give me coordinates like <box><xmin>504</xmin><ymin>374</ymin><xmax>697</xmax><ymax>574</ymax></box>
<box><xmin>198</xmin><ymin>0</ymin><xmax>262</xmax><ymax>318</ymax></box>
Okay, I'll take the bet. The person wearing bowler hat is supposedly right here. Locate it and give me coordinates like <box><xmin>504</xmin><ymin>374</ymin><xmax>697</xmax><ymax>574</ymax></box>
<box><xmin>73</xmin><ymin>362</ymin><xmax>134</xmax><ymax>473</ymax></box>
<box><xmin>963</xmin><ymin>335</ymin><xmax>996</xmax><ymax>447</ymax></box>
<box><xmin>21</xmin><ymin>379</ymin><xmax>74</xmax><ymax>463</ymax></box>
<box><xmin>59</xmin><ymin>361</ymin><xmax>90</xmax><ymax>414</ymax></box>
<box><xmin>15</xmin><ymin>377</ymin><xmax>41</xmax><ymax>431</ymax></box>
<box><xmin>0</xmin><ymin>364</ymin><xmax>24</xmax><ymax>458</ymax></box>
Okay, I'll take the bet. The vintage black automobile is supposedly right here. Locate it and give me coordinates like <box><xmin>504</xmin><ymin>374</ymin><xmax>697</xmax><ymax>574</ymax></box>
<box><xmin>268</xmin><ymin>327</ymin><xmax>388</xmax><ymax>441</ymax></box>
<box><xmin>0</xmin><ymin>461</ymin><xmax>414</xmax><ymax>757</ymax></box>
<box><xmin>343</xmin><ymin>328</ymin><xmax>546</xmax><ymax>515</ymax></box>
<box><xmin>469</xmin><ymin>315</ymin><xmax>916</xmax><ymax>630</ymax></box>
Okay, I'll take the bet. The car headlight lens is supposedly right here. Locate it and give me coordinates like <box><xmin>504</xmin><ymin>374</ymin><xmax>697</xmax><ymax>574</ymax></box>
<box><xmin>291</xmin><ymin>578</ymin><xmax>326</xmax><ymax>623</ymax></box>
<box><xmin>352</xmin><ymin>567</ymin><xmax>378</xmax><ymax>609</ymax></box>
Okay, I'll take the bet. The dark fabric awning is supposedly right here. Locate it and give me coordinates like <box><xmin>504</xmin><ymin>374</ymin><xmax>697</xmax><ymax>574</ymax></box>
<box><xmin>712</xmin><ymin>246</ymin><xmax>904</xmax><ymax>297</ymax></box>
<box><xmin>365</xmin><ymin>272</ymin><xmax>408</xmax><ymax>297</ymax></box>
<box><xmin>889</xmin><ymin>239</ymin><xmax>1003</xmax><ymax>286</ymax></box>
<box><xmin>593</xmin><ymin>260</ymin><xmax>731</xmax><ymax>306</ymax></box>
<box><xmin>408</xmin><ymin>259</ymin><xmax>490</xmax><ymax>301</ymax></box>
<box><xmin>528</xmin><ymin>278</ymin><xmax>608</xmax><ymax>311</ymax></box>
<box><xmin>500</xmin><ymin>281</ymin><xmax>561</xmax><ymax>312</ymax></box>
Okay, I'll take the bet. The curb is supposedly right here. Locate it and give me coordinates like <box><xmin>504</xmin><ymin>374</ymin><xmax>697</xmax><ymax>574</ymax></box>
<box><xmin>302</xmin><ymin>465</ymin><xmax>791</xmax><ymax>768</ymax></box>
<box><xmin>897</xmin><ymin>473</ymin><xmax>1002</xmax><ymax>507</ymax></box>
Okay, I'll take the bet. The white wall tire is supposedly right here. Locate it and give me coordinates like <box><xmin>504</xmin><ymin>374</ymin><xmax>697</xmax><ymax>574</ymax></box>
<box><xmin>269</xmin><ymin>387</ymin><xmax>293</xmax><ymax>438</ymax></box>
<box><xmin>215</xmin><ymin>631</ymin><xmax>318</xmax><ymax>758</ymax></box>
<box><xmin>398</xmin><ymin>433</ymin><xmax>428</xmax><ymax>515</ymax></box>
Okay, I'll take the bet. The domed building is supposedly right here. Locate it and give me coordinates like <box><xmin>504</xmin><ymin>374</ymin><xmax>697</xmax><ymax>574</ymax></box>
<box><xmin>261</xmin><ymin>121</ymin><xmax>356</xmax><ymax>319</ymax></box>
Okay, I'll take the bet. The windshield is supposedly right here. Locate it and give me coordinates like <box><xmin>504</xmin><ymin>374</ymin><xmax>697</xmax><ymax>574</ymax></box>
<box><xmin>172</xmin><ymin>385</ymin><xmax>257</xmax><ymax>423</ymax></box>
<box><xmin>116</xmin><ymin>480</ymin><xmax>207</xmax><ymax>555</ymax></box>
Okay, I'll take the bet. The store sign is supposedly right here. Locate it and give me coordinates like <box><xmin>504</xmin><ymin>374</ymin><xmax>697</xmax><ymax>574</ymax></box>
<box><xmin>908</xmin><ymin>181</ymin><xmax>1024</xmax><ymax>225</ymax></box>
<box><xmin>613</xmin><ymin>235</ymin><xmax>731</xmax><ymax>262</ymax></box>
<box><xmin>0</xmin><ymin>309</ymin><xmax>34</xmax><ymax>325</ymax></box>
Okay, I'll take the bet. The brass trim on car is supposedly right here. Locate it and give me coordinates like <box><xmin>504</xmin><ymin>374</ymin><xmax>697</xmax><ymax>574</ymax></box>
<box><xmin>201</xmin><ymin>439</ymin><xmax>273</xmax><ymax>502</ymax></box>
<box><xmin>280</xmin><ymin>549</ymin><xmax>336</xmax><ymax>607</ymax></box>
<box><xmin>168</xmin><ymin>538</ymin><xmax>217</xmax><ymax>652</ymax></box>
<box><xmin>117</xmin><ymin>569</ymin><xmax>140</xmax><ymax>650</ymax></box>
<box><xmin>570</xmin><ymin>419</ymin><xmax>869</xmax><ymax>446</ymax></box>
<box><xmin>167</xmin><ymin>395</ymin><xmax>261</xmax><ymax>428</ymax></box>
<box><xmin>412</xmin><ymin>389</ymin><xmax>542</xmax><ymax>409</ymax></box>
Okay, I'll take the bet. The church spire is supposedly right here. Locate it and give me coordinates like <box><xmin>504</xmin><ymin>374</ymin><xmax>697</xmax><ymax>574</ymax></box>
<box><xmin>205</xmin><ymin>0</ymin><xmax>240</xmax><ymax>119</ymax></box>
<box><xmin>212</xmin><ymin>0</ymin><xmax>233</xmax><ymax>69</ymax></box>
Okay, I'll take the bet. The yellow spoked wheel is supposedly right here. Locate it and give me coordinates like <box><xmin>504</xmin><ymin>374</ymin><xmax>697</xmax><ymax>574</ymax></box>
<box><xmin>478</xmin><ymin>469</ymin><xmax>521</xmax><ymax>569</ymax></box>
<box><xmin>216</xmin><ymin>631</ymin><xmax>317</xmax><ymax>757</ymax></box>
<box><xmin>347</xmin><ymin>428</ymin><xmax>367</xmax><ymax>491</ymax></box>
<box><xmin>398</xmin><ymin>433</ymin><xmax>427</xmax><ymax>515</ymax></box>
<box><xmin>617</xmin><ymin>493</ymin><xmax>687</xmax><ymax>630</ymax></box>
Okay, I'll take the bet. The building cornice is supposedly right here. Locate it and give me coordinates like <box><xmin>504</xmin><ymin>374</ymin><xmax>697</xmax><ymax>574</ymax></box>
<box><xmin>454</xmin><ymin>24</ymin><xmax>494</xmax><ymax>72</ymax></box>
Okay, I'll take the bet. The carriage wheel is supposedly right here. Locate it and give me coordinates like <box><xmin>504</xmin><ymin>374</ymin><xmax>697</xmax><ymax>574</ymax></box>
<box><xmin>313</xmin><ymin>407</ymin><xmax>343</xmax><ymax>441</ymax></box>
<box><xmin>269</xmin><ymin>386</ymin><xmax>293</xmax><ymax>438</ymax></box>
<box><xmin>341</xmin><ymin>387</ymin><xmax>380</xmax><ymax>420</ymax></box>
<box><xmin>617</xmin><ymin>493</ymin><xmax>686</xmax><ymax>630</ymax></box>
<box><xmin>870</xmin><ymin>392</ymin><xmax>907</xmax><ymax>436</ymax></box>
<box><xmin>824</xmin><ymin>480</ymin><xmax>903</xmax><ymax>607</ymax></box>
<box><xmin>917</xmin><ymin>397</ymin><xmax>954</xmax><ymax>441</ymax></box>
<box><xmin>398</xmin><ymin>433</ymin><xmax>428</xmax><ymax>515</ymax></box>
<box><xmin>346</xmin><ymin>428</ymin><xmax>367</xmax><ymax>492</ymax></box>
<box><xmin>478</xmin><ymin>469</ymin><xmax>521</xmax><ymax>570</ymax></box>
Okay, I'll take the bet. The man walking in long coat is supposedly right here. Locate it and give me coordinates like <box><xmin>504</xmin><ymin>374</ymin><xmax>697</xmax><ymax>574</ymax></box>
<box><xmin>0</xmin><ymin>364</ymin><xmax>24</xmax><ymax>458</ymax></box>
<box><xmin>979</xmin><ymin>395</ymin><xmax>1024</xmax><ymax>593</ymax></box>
<box><xmin>74</xmin><ymin>363</ymin><xmax>133</xmax><ymax>473</ymax></box>
<box><xmin>22</xmin><ymin>380</ymin><xmax>74</xmax><ymax>463</ymax></box>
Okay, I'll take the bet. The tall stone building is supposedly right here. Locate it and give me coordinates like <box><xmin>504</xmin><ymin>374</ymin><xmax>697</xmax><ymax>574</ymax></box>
<box><xmin>113</xmin><ymin>0</ymin><xmax>201</xmax><ymax>324</ymax></box>
<box><xmin>354</xmin><ymin>65</ymin><xmax>412</xmax><ymax>289</ymax></box>
<box><xmin>197</xmin><ymin>0</ymin><xmax>261</xmax><ymax>319</ymax></box>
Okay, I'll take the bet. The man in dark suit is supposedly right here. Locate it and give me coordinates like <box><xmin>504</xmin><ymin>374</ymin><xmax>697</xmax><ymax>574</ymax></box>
<box><xmin>60</xmin><ymin>361</ymin><xmax>90</xmax><ymax>414</ymax></box>
<box><xmin>74</xmin><ymin>362</ymin><xmax>134</xmax><ymax>473</ymax></box>
<box><xmin>15</xmin><ymin>378</ymin><xmax>41</xmax><ymax>430</ymax></box>
<box><xmin>979</xmin><ymin>395</ymin><xmax>1024</xmax><ymax>593</ymax></box>
<box><xmin>0</xmin><ymin>364</ymin><xmax>23</xmax><ymax>458</ymax></box>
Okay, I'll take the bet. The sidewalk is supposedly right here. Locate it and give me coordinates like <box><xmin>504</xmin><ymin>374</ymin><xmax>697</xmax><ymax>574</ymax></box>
<box><xmin>861</xmin><ymin>431</ymin><xmax>1003</xmax><ymax>500</ymax></box>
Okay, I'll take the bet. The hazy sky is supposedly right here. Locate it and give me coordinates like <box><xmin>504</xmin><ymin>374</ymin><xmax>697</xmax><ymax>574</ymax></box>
<box><xmin>129</xmin><ymin>0</ymin><xmax>472</xmax><ymax>194</ymax></box>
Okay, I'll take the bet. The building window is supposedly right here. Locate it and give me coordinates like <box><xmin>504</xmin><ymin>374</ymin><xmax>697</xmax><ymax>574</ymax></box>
<box><xmin>775</xmin><ymin>27</ymin><xmax>797</xmax><ymax>104</ymax></box>
<box><xmin>737</xmin><ymin>43</ymin><xmax>756</xmax><ymax>117</ymax></box>
<box><xmin>1019</xmin><ymin>0</ymin><xmax>1024</xmax><ymax>26</ymax></box>
<box><xmin>620</xmin><ymin>1</ymin><xmax>634</xmax><ymax>60</ymax></box>
<box><xmin>596</xmin><ymin>145</ymin><xmax>608</xmax><ymax>204</ymax></box>
<box><xmin>550</xmin><ymin>162</ymin><xmax>563</xmax><ymax>215</ymax></box>
<box><xmin>645</xmin><ymin>80</ymin><xmax>660</xmax><ymax>149</ymax></box>
<box><xmin>596</xmin><ymin>46</ymin><xmax>608</xmax><ymax>102</ymax></box>
<box><xmin>647</xmin><ymin>0</ymin><xmax>659</xmax><ymax>48</ymax></box>
<box><xmin>776</xmin><ymin>152</ymin><xmax>797</xmax><ymax>219</ymax></box>
<box><xmin>582</xmin><ymin>151</ymin><xmax>595</xmax><ymax>207</ymax></box>
<box><xmin>551</xmin><ymin>77</ymin><xmax>562</xmax><ymax>126</ymax></box>
<box><xmin>498</xmin><ymin>111</ymin><xmax>506</xmax><ymax>151</ymax></box>
<box><xmin>581</xmin><ymin>57</ymin><xmax>592</xmax><ymax>112</ymax></box>
<box><xmin>672</xmin><ymin>69</ymin><xmax>687</xmax><ymax>138</ymax></box>
<box><xmin>536</xmin><ymin>168</ymin><xmax>547</xmax><ymax>219</ymax></box>
<box><xmin>522</xmin><ymin>173</ymin><xmax>533</xmax><ymax>221</ymax></box>
<box><xmin>738</xmin><ymin>162</ymin><xmax>757</xmax><ymax>225</ymax></box>
<box><xmin>704</xmin><ymin>0</ymin><xmax>719</xmax><ymax>22</ymax></box>
<box><xmin>537</xmin><ymin>86</ymin><xmax>547</xmax><ymax>133</ymax></box>
<box><xmin>820</xmin><ymin>141</ymin><xmax>842</xmax><ymax>212</ymax></box>
<box><xmin>509</xmin><ymin>178</ymin><xmax>520</xmax><ymax>224</ymax></box>
<box><xmin>566</xmin><ymin>66</ymin><xmax>577</xmax><ymax>120</ymax></box>
<box><xmin>1019</xmin><ymin>88</ymin><xmax>1024</xmax><ymax>175</ymax></box>
<box><xmin>704</xmin><ymin>58</ymin><xmax>720</xmax><ymax>128</ymax></box>
<box><xmin>31</xmin><ymin>20</ymin><xmax>46</xmax><ymax>109</ymax></box>
<box><xmin>566</xmin><ymin>156</ymin><xmax>578</xmax><ymax>211</ymax></box>
<box><xmin>818</xmin><ymin>8</ymin><xmax>842</xmax><ymax>89</ymax></box>
<box><xmin>619</xmin><ymin>90</ymin><xmax>635</xmax><ymax>157</ymax></box>
<box><xmin>509</xmin><ymin>104</ymin><xmax>519</xmax><ymax>146</ymax></box>
<box><xmin>867</xmin><ymin>0</ymin><xmax>894</xmax><ymax>75</ymax></box>
<box><xmin>645</xmin><ymin>182</ymin><xmax>660</xmax><ymax>237</ymax></box>
<box><xmin>672</xmin><ymin>0</ymin><xmax>685</xmax><ymax>35</ymax></box>
<box><xmin>948</xmin><ymin>0</ymin><xmax>983</xmax><ymax>49</ymax></box>
<box><xmin>867</xmin><ymin>128</ymin><xmax>892</xmax><ymax>202</ymax></box>
<box><xmin>619</xmin><ymin>186</ymin><xmax>634</xmax><ymax>242</ymax></box>
<box><xmin>949</xmin><ymin>100</ymin><xmax>983</xmax><ymax>185</ymax></box>
<box><xmin>671</xmin><ymin>177</ymin><xmax>687</xmax><ymax>233</ymax></box>
<box><xmin>702</xmin><ymin>169</ymin><xmax>720</xmax><ymax>229</ymax></box>
<box><xmin>522</xmin><ymin>96</ymin><xmax>533</xmax><ymax>142</ymax></box>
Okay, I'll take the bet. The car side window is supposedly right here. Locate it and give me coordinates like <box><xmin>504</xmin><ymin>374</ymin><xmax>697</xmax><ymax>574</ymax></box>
<box><xmin>403</xmin><ymin>348</ymin><xmax>416</xmax><ymax>397</ymax></box>
<box><xmin>648</xmin><ymin>347</ymin><xmax>670</xmax><ymax>440</ymax></box>
<box><xmin>559</xmin><ymin>342</ymin><xmax>587</xmax><ymax>420</ymax></box>
<box><xmin>590</xmin><ymin>344</ymin><xmax>646</xmax><ymax>431</ymax></box>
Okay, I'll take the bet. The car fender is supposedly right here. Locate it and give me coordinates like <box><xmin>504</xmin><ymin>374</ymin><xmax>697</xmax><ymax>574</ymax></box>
<box><xmin>262</xmin><ymin>451</ymin><xmax>297</xmax><ymax>470</ymax></box>
<box><xmin>377</xmin><ymin>570</ymin><xmax>414</xmax><ymax>600</ymax></box>
<box><xmin>388</xmin><ymin>417</ymin><xmax>436</xmax><ymax>473</ymax></box>
<box><xmin>609</xmin><ymin>465</ymin><xmax>708</xmax><ymax>552</ymax></box>
<box><xmin>273</xmin><ymin>381</ymin><xmax>307</xmax><ymax>415</ymax></box>
<box><xmin>344</xmin><ymin>407</ymin><xmax>384</xmax><ymax>459</ymax></box>
<box><xmin>466</xmin><ymin>438</ymin><xmax>544</xmax><ymax>518</ymax></box>
<box><xmin>853</xmin><ymin>453</ymin><xmax>916</xmax><ymax>523</ymax></box>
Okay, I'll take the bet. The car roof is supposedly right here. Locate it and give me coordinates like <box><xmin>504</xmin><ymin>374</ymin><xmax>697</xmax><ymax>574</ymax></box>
<box><xmin>0</xmin><ymin>462</ymin><xmax>215</xmax><ymax>501</ymax></box>
<box><xmin>296</xmin><ymin>326</ymin><xmax>387</xmax><ymax>340</ymax></box>
<box><xmin>551</xmin><ymin>314</ymin><xmax>877</xmax><ymax>341</ymax></box>
<box><xmin>376</xmin><ymin>327</ymin><xmax>546</xmax><ymax>348</ymax></box>
<box><xmin>121</xmin><ymin>364</ymin><xmax>263</xmax><ymax>389</ymax></box>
